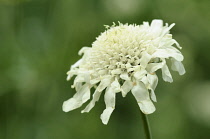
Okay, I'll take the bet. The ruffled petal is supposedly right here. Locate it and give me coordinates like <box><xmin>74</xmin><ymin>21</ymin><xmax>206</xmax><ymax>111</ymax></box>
<box><xmin>146</xmin><ymin>62</ymin><xmax>164</xmax><ymax>73</ymax></box>
<box><xmin>81</xmin><ymin>90</ymin><xmax>102</xmax><ymax>113</ymax></box>
<box><xmin>66</xmin><ymin>70</ymin><xmax>77</xmax><ymax>81</ymax></box>
<box><xmin>140</xmin><ymin>52</ymin><xmax>152</xmax><ymax>68</ymax></box>
<box><xmin>63</xmin><ymin>84</ymin><xmax>90</xmax><ymax>112</ymax></box>
<box><xmin>162</xmin><ymin>63</ymin><xmax>173</xmax><ymax>83</ymax></box>
<box><xmin>138</xmin><ymin>100</ymin><xmax>156</xmax><ymax>114</ymax></box>
<box><xmin>147</xmin><ymin>74</ymin><xmax>158</xmax><ymax>90</ymax></box>
<box><xmin>150</xmin><ymin>88</ymin><xmax>157</xmax><ymax>102</ymax></box>
<box><xmin>134</xmin><ymin>70</ymin><xmax>147</xmax><ymax>80</ymax></box>
<box><xmin>100</xmin><ymin>87</ymin><xmax>116</xmax><ymax>124</ymax></box>
<box><xmin>120</xmin><ymin>73</ymin><xmax>130</xmax><ymax>80</ymax></box>
<box><xmin>171</xmin><ymin>58</ymin><xmax>186</xmax><ymax>75</ymax></box>
<box><xmin>73</xmin><ymin>75</ymin><xmax>85</xmax><ymax>86</ymax></box>
<box><xmin>159</xmin><ymin>37</ymin><xmax>181</xmax><ymax>49</ymax></box>
<box><xmin>96</xmin><ymin>76</ymin><xmax>112</xmax><ymax>92</ymax></box>
<box><xmin>150</xmin><ymin>20</ymin><xmax>163</xmax><ymax>37</ymax></box>
<box><xmin>90</xmin><ymin>78</ymin><xmax>100</xmax><ymax>85</ymax></box>
<box><xmin>82</xmin><ymin>89</ymin><xmax>91</xmax><ymax>103</ymax></box>
<box><xmin>71</xmin><ymin>59</ymin><xmax>82</xmax><ymax>69</ymax></box>
<box><xmin>152</xmin><ymin>48</ymin><xmax>183</xmax><ymax>61</ymax></box>
<box><xmin>160</xmin><ymin>23</ymin><xmax>175</xmax><ymax>37</ymax></box>
<box><xmin>111</xmin><ymin>78</ymin><xmax>121</xmax><ymax>93</ymax></box>
<box><xmin>100</xmin><ymin>107</ymin><xmax>114</xmax><ymax>125</ymax></box>
<box><xmin>78</xmin><ymin>47</ymin><xmax>91</xmax><ymax>55</ymax></box>
<box><xmin>132</xmin><ymin>82</ymin><xmax>149</xmax><ymax>101</ymax></box>
<box><xmin>131</xmin><ymin>81</ymin><xmax>155</xmax><ymax>114</ymax></box>
<box><xmin>121</xmin><ymin>80</ymin><xmax>133</xmax><ymax>97</ymax></box>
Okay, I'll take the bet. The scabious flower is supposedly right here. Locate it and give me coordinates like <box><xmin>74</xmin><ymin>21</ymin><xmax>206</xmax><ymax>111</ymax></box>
<box><xmin>63</xmin><ymin>20</ymin><xmax>185</xmax><ymax>124</ymax></box>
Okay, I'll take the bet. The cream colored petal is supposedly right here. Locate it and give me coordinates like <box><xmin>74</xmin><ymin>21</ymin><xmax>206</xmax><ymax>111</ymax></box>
<box><xmin>78</xmin><ymin>47</ymin><xmax>90</xmax><ymax>55</ymax></box>
<box><xmin>152</xmin><ymin>48</ymin><xmax>183</xmax><ymax>61</ymax></box>
<box><xmin>138</xmin><ymin>100</ymin><xmax>156</xmax><ymax>114</ymax></box>
<box><xmin>73</xmin><ymin>75</ymin><xmax>85</xmax><ymax>86</ymax></box>
<box><xmin>90</xmin><ymin>78</ymin><xmax>100</xmax><ymax>85</ymax></box>
<box><xmin>141</xmin><ymin>75</ymin><xmax>149</xmax><ymax>86</ymax></box>
<box><xmin>146</xmin><ymin>62</ymin><xmax>164</xmax><ymax>73</ymax></box>
<box><xmin>134</xmin><ymin>70</ymin><xmax>147</xmax><ymax>80</ymax></box>
<box><xmin>100</xmin><ymin>107</ymin><xmax>114</xmax><ymax>125</ymax></box>
<box><xmin>147</xmin><ymin>74</ymin><xmax>158</xmax><ymax>90</ymax></box>
<box><xmin>131</xmin><ymin>82</ymin><xmax>155</xmax><ymax>114</ymax></box>
<box><xmin>66</xmin><ymin>70</ymin><xmax>77</xmax><ymax>81</ymax></box>
<box><xmin>111</xmin><ymin>69</ymin><xmax>122</xmax><ymax>75</ymax></box>
<box><xmin>74</xmin><ymin>82</ymin><xmax>82</xmax><ymax>92</ymax></box>
<box><xmin>120</xmin><ymin>73</ymin><xmax>130</xmax><ymax>80</ymax></box>
<box><xmin>162</xmin><ymin>64</ymin><xmax>173</xmax><ymax>83</ymax></box>
<box><xmin>96</xmin><ymin>76</ymin><xmax>112</xmax><ymax>92</ymax></box>
<box><xmin>111</xmin><ymin>78</ymin><xmax>121</xmax><ymax>93</ymax></box>
<box><xmin>81</xmin><ymin>90</ymin><xmax>102</xmax><ymax>113</ymax></box>
<box><xmin>150</xmin><ymin>88</ymin><xmax>157</xmax><ymax>102</ymax></box>
<box><xmin>140</xmin><ymin>52</ymin><xmax>152</xmax><ymax>68</ymax></box>
<box><xmin>63</xmin><ymin>84</ymin><xmax>90</xmax><ymax>112</ymax></box>
<box><xmin>71</xmin><ymin>59</ymin><xmax>82</xmax><ymax>69</ymax></box>
<box><xmin>159</xmin><ymin>38</ymin><xmax>181</xmax><ymax>49</ymax></box>
<box><xmin>100</xmin><ymin>87</ymin><xmax>116</xmax><ymax>125</ymax></box>
<box><xmin>160</xmin><ymin>23</ymin><xmax>175</xmax><ymax>37</ymax></box>
<box><xmin>150</xmin><ymin>20</ymin><xmax>163</xmax><ymax>37</ymax></box>
<box><xmin>82</xmin><ymin>89</ymin><xmax>90</xmax><ymax>103</ymax></box>
<box><xmin>171</xmin><ymin>58</ymin><xmax>186</xmax><ymax>75</ymax></box>
<box><xmin>63</xmin><ymin>98</ymin><xmax>82</xmax><ymax>112</ymax></box>
<box><xmin>131</xmin><ymin>82</ymin><xmax>149</xmax><ymax>101</ymax></box>
<box><xmin>67</xmin><ymin>73</ymin><xmax>73</xmax><ymax>81</ymax></box>
<box><xmin>121</xmin><ymin>80</ymin><xmax>133</xmax><ymax>97</ymax></box>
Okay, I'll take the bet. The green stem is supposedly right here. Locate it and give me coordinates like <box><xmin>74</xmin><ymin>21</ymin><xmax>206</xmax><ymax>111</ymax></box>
<box><xmin>141</xmin><ymin>112</ymin><xmax>153</xmax><ymax>139</ymax></box>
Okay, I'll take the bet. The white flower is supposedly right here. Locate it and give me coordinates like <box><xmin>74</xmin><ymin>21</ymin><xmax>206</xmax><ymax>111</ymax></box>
<box><xmin>62</xmin><ymin>20</ymin><xmax>185</xmax><ymax>125</ymax></box>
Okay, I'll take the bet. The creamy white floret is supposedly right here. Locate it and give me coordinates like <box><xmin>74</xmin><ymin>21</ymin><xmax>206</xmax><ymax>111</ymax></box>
<box><xmin>63</xmin><ymin>20</ymin><xmax>185</xmax><ymax>125</ymax></box>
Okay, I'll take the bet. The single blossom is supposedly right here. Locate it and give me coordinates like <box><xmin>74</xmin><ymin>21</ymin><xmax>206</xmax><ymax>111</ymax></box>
<box><xmin>63</xmin><ymin>20</ymin><xmax>185</xmax><ymax>124</ymax></box>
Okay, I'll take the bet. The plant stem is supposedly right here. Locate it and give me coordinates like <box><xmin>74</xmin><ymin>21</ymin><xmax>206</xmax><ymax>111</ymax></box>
<box><xmin>141</xmin><ymin>112</ymin><xmax>152</xmax><ymax>139</ymax></box>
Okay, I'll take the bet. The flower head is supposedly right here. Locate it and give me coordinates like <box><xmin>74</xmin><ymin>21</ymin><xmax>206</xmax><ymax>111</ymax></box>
<box><xmin>63</xmin><ymin>20</ymin><xmax>185</xmax><ymax>124</ymax></box>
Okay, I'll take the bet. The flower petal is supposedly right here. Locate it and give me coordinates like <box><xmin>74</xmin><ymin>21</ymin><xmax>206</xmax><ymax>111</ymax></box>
<box><xmin>121</xmin><ymin>80</ymin><xmax>133</xmax><ymax>97</ymax></box>
<box><xmin>160</xmin><ymin>23</ymin><xmax>175</xmax><ymax>37</ymax></box>
<box><xmin>134</xmin><ymin>70</ymin><xmax>147</xmax><ymax>80</ymax></box>
<box><xmin>131</xmin><ymin>82</ymin><xmax>149</xmax><ymax>101</ymax></box>
<box><xmin>81</xmin><ymin>90</ymin><xmax>102</xmax><ymax>113</ymax></box>
<box><xmin>73</xmin><ymin>75</ymin><xmax>85</xmax><ymax>85</ymax></box>
<box><xmin>100</xmin><ymin>87</ymin><xmax>116</xmax><ymax>124</ymax></box>
<box><xmin>63</xmin><ymin>84</ymin><xmax>90</xmax><ymax>112</ymax></box>
<box><xmin>152</xmin><ymin>48</ymin><xmax>183</xmax><ymax>61</ymax></box>
<box><xmin>162</xmin><ymin>63</ymin><xmax>173</xmax><ymax>83</ymax></box>
<box><xmin>131</xmin><ymin>81</ymin><xmax>155</xmax><ymax>114</ymax></box>
<box><xmin>147</xmin><ymin>74</ymin><xmax>158</xmax><ymax>90</ymax></box>
<box><xmin>90</xmin><ymin>78</ymin><xmax>100</xmax><ymax>85</ymax></box>
<box><xmin>71</xmin><ymin>59</ymin><xmax>82</xmax><ymax>69</ymax></box>
<box><xmin>146</xmin><ymin>62</ymin><xmax>164</xmax><ymax>73</ymax></box>
<box><xmin>96</xmin><ymin>76</ymin><xmax>112</xmax><ymax>92</ymax></box>
<box><xmin>150</xmin><ymin>20</ymin><xmax>163</xmax><ymax>37</ymax></box>
<box><xmin>111</xmin><ymin>78</ymin><xmax>121</xmax><ymax>93</ymax></box>
<box><xmin>82</xmin><ymin>89</ymin><xmax>91</xmax><ymax>103</ymax></box>
<box><xmin>150</xmin><ymin>89</ymin><xmax>157</xmax><ymax>102</ymax></box>
<box><xmin>66</xmin><ymin>70</ymin><xmax>77</xmax><ymax>81</ymax></box>
<box><xmin>78</xmin><ymin>47</ymin><xmax>91</xmax><ymax>55</ymax></box>
<box><xmin>120</xmin><ymin>73</ymin><xmax>130</xmax><ymax>80</ymax></box>
<box><xmin>140</xmin><ymin>52</ymin><xmax>152</xmax><ymax>68</ymax></box>
<box><xmin>171</xmin><ymin>58</ymin><xmax>186</xmax><ymax>75</ymax></box>
<box><xmin>100</xmin><ymin>107</ymin><xmax>114</xmax><ymax>125</ymax></box>
<box><xmin>138</xmin><ymin>100</ymin><xmax>156</xmax><ymax>114</ymax></box>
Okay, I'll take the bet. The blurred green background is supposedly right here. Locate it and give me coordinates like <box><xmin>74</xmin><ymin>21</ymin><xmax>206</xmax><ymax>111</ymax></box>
<box><xmin>1</xmin><ymin>0</ymin><xmax>210</xmax><ymax>139</ymax></box>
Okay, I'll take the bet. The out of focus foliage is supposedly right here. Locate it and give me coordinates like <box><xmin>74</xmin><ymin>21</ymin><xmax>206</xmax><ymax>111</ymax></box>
<box><xmin>1</xmin><ymin>0</ymin><xmax>210</xmax><ymax>139</ymax></box>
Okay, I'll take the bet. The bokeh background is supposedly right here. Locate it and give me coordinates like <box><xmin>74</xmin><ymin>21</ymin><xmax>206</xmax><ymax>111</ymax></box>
<box><xmin>1</xmin><ymin>0</ymin><xmax>210</xmax><ymax>139</ymax></box>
